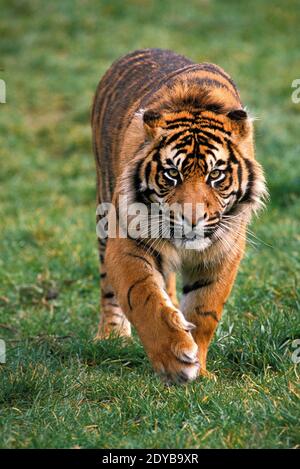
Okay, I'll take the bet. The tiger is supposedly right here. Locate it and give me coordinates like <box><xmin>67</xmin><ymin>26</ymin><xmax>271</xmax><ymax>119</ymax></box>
<box><xmin>91</xmin><ymin>48</ymin><xmax>267</xmax><ymax>384</ymax></box>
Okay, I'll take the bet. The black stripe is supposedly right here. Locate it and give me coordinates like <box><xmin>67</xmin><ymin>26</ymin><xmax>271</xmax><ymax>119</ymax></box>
<box><xmin>219</xmin><ymin>180</ymin><xmax>235</xmax><ymax>192</ymax></box>
<box><xmin>164</xmin><ymin>130</ymin><xmax>189</xmax><ymax>146</ymax></box>
<box><xmin>196</xmin><ymin>136</ymin><xmax>218</xmax><ymax>152</ymax></box>
<box><xmin>132</xmin><ymin>238</ymin><xmax>165</xmax><ymax>277</ymax></box>
<box><xmin>224</xmin><ymin>203</ymin><xmax>240</xmax><ymax>218</ymax></box>
<box><xmin>198</xmin><ymin>117</ymin><xmax>228</xmax><ymax>127</ymax></box>
<box><xmin>196</xmin><ymin>129</ymin><xmax>223</xmax><ymax>145</ymax></box>
<box><xmin>173</xmin><ymin>139</ymin><xmax>192</xmax><ymax>151</ymax></box>
<box><xmin>193</xmin><ymin>77</ymin><xmax>233</xmax><ymax>93</ymax></box>
<box><xmin>127</xmin><ymin>275</ymin><xmax>151</xmax><ymax>310</ymax></box>
<box><xmin>199</xmin><ymin>123</ymin><xmax>232</xmax><ymax>137</ymax></box>
<box><xmin>125</xmin><ymin>253</ymin><xmax>153</xmax><ymax>269</ymax></box>
<box><xmin>195</xmin><ymin>309</ymin><xmax>219</xmax><ymax>322</ymax></box>
<box><xmin>205</xmin><ymin>149</ymin><xmax>217</xmax><ymax>158</ymax></box>
<box><xmin>165</xmin><ymin>123</ymin><xmax>190</xmax><ymax>130</ymax></box>
<box><xmin>236</xmin><ymin>161</ymin><xmax>243</xmax><ymax>201</ymax></box>
<box><xmin>145</xmin><ymin>161</ymin><xmax>152</xmax><ymax>184</ymax></box>
<box><xmin>165</xmin><ymin>117</ymin><xmax>194</xmax><ymax>127</ymax></box>
<box><xmin>215</xmin><ymin>158</ymin><xmax>227</xmax><ymax>166</ymax></box>
<box><xmin>240</xmin><ymin>158</ymin><xmax>255</xmax><ymax>204</ymax></box>
<box><xmin>226</xmin><ymin>140</ymin><xmax>239</xmax><ymax>164</ymax></box>
<box><xmin>144</xmin><ymin>293</ymin><xmax>152</xmax><ymax>306</ymax></box>
<box><xmin>195</xmin><ymin>63</ymin><xmax>239</xmax><ymax>94</ymax></box>
<box><xmin>152</xmin><ymin>149</ymin><xmax>163</xmax><ymax>163</ymax></box>
<box><xmin>183</xmin><ymin>279</ymin><xmax>214</xmax><ymax>294</ymax></box>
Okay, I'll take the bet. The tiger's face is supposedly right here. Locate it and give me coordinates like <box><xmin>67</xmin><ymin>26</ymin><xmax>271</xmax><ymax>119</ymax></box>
<box><xmin>133</xmin><ymin>109</ymin><xmax>266</xmax><ymax>250</ymax></box>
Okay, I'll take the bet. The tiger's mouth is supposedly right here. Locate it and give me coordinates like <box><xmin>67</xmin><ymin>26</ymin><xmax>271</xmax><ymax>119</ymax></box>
<box><xmin>177</xmin><ymin>225</ymin><xmax>218</xmax><ymax>241</ymax></box>
<box><xmin>165</xmin><ymin>213</ymin><xmax>230</xmax><ymax>250</ymax></box>
<box><xmin>172</xmin><ymin>233</ymin><xmax>214</xmax><ymax>251</ymax></box>
<box><xmin>164</xmin><ymin>219</ymin><xmax>222</xmax><ymax>252</ymax></box>
<box><xmin>169</xmin><ymin>217</ymin><xmax>221</xmax><ymax>240</ymax></box>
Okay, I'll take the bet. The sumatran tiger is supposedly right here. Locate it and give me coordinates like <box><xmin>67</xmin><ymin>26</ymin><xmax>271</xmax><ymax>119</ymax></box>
<box><xmin>91</xmin><ymin>48</ymin><xmax>267</xmax><ymax>383</ymax></box>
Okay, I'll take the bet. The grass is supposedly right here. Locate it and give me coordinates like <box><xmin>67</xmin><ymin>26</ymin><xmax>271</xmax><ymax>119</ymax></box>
<box><xmin>0</xmin><ymin>0</ymin><xmax>300</xmax><ymax>449</ymax></box>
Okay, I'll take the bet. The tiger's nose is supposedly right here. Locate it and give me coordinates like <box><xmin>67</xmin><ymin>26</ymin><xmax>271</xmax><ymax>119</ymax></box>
<box><xmin>181</xmin><ymin>211</ymin><xmax>207</xmax><ymax>228</ymax></box>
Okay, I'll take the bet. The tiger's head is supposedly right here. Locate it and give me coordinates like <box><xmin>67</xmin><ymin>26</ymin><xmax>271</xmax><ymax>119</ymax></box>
<box><xmin>130</xmin><ymin>107</ymin><xmax>267</xmax><ymax>251</ymax></box>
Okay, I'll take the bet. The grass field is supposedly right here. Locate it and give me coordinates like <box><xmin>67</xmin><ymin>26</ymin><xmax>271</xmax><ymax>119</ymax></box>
<box><xmin>0</xmin><ymin>0</ymin><xmax>300</xmax><ymax>449</ymax></box>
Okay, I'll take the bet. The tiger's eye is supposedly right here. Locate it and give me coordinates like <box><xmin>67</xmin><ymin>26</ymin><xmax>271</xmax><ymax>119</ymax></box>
<box><xmin>167</xmin><ymin>168</ymin><xmax>179</xmax><ymax>178</ymax></box>
<box><xmin>210</xmin><ymin>169</ymin><xmax>221</xmax><ymax>179</ymax></box>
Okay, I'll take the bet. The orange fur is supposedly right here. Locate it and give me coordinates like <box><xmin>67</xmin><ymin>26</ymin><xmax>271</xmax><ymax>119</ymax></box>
<box><xmin>92</xmin><ymin>49</ymin><xmax>267</xmax><ymax>383</ymax></box>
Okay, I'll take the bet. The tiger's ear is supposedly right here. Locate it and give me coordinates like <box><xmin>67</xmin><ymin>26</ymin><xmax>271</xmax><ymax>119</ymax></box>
<box><xmin>227</xmin><ymin>109</ymin><xmax>247</xmax><ymax>121</ymax></box>
<box><xmin>142</xmin><ymin>109</ymin><xmax>165</xmax><ymax>138</ymax></box>
<box><xmin>226</xmin><ymin>109</ymin><xmax>251</xmax><ymax>138</ymax></box>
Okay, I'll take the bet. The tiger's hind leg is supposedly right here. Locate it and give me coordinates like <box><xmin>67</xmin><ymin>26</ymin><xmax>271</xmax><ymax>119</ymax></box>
<box><xmin>95</xmin><ymin>239</ymin><xmax>131</xmax><ymax>340</ymax></box>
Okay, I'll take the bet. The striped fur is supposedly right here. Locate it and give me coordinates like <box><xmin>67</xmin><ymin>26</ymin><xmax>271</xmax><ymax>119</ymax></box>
<box><xmin>92</xmin><ymin>49</ymin><xmax>267</xmax><ymax>383</ymax></box>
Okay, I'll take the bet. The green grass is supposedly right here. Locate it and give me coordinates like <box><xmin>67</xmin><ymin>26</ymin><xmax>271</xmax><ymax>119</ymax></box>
<box><xmin>0</xmin><ymin>0</ymin><xmax>300</xmax><ymax>449</ymax></box>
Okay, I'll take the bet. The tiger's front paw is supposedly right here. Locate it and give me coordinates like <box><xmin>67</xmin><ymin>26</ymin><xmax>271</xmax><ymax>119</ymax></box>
<box><xmin>145</xmin><ymin>307</ymin><xmax>200</xmax><ymax>384</ymax></box>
